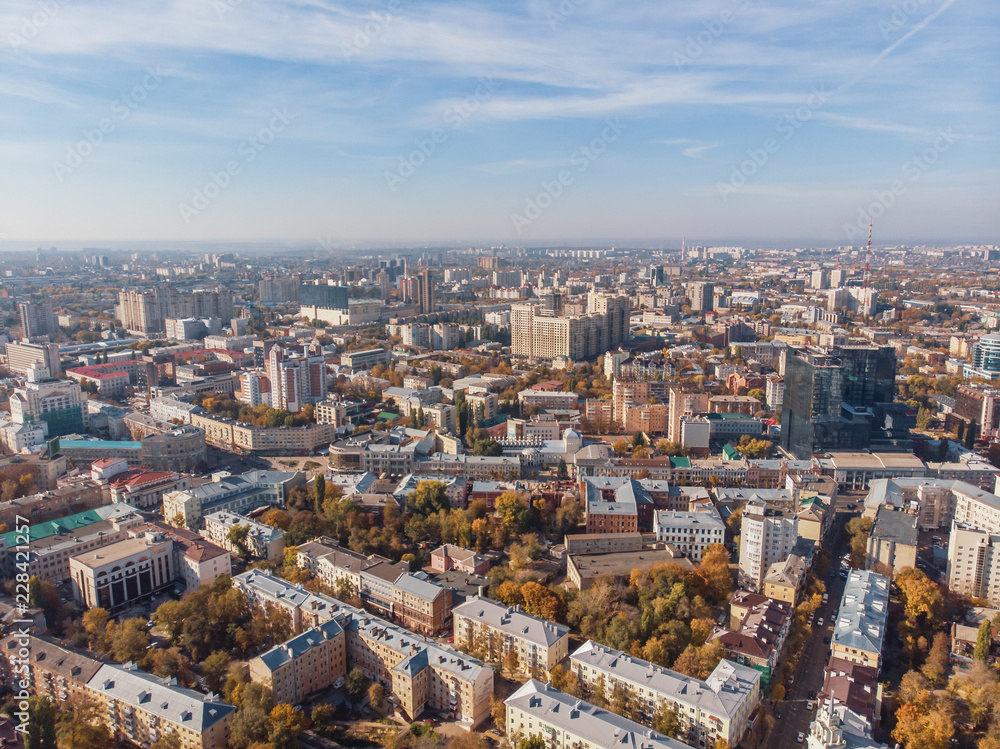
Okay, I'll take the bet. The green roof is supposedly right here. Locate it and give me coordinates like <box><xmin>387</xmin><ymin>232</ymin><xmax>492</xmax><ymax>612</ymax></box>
<box><xmin>722</xmin><ymin>444</ymin><xmax>741</xmax><ymax>460</ymax></box>
<box><xmin>60</xmin><ymin>439</ymin><xmax>141</xmax><ymax>450</ymax></box>
<box><xmin>801</xmin><ymin>495</ymin><xmax>828</xmax><ymax>509</ymax></box>
<box><xmin>0</xmin><ymin>507</ymin><xmax>108</xmax><ymax>547</ymax></box>
<box><xmin>706</xmin><ymin>411</ymin><xmax>754</xmax><ymax>420</ymax></box>
<box><xmin>377</xmin><ymin>412</ymin><xmax>398</xmax><ymax>420</ymax></box>
<box><xmin>669</xmin><ymin>457</ymin><xmax>691</xmax><ymax>468</ymax></box>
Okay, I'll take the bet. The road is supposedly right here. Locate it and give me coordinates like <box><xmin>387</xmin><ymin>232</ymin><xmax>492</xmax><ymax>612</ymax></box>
<box><xmin>765</xmin><ymin>493</ymin><xmax>860</xmax><ymax>748</ymax></box>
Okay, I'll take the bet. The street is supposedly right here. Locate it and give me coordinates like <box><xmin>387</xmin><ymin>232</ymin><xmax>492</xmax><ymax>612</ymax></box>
<box><xmin>765</xmin><ymin>493</ymin><xmax>859</xmax><ymax>748</ymax></box>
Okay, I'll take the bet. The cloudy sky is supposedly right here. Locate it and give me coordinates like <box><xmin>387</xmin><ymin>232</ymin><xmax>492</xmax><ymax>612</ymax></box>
<box><xmin>0</xmin><ymin>0</ymin><xmax>996</xmax><ymax>245</ymax></box>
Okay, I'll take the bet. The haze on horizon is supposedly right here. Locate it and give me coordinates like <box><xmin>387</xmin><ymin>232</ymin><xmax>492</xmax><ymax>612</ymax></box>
<box><xmin>0</xmin><ymin>0</ymin><xmax>996</xmax><ymax>245</ymax></box>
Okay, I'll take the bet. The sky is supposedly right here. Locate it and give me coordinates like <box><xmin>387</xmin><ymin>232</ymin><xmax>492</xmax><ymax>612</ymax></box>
<box><xmin>0</xmin><ymin>0</ymin><xmax>997</xmax><ymax>246</ymax></box>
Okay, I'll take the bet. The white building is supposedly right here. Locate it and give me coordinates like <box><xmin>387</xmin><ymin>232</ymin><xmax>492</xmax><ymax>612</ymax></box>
<box><xmin>505</xmin><ymin>680</ymin><xmax>692</xmax><ymax>749</ymax></box>
<box><xmin>738</xmin><ymin>495</ymin><xmax>799</xmax><ymax>590</ymax></box>
<box><xmin>570</xmin><ymin>640</ymin><xmax>760</xmax><ymax>749</ymax></box>
<box><xmin>653</xmin><ymin>509</ymin><xmax>725</xmax><ymax>561</ymax></box>
<box><xmin>948</xmin><ymin>523</ymin><xmax>1000</xmax><ymax>607</ymax></box>
<box><xmin>453</xmin><ymin>596</ymin><xmax>570</xmax><ymax>676</ymax></box>
<box><xmin>203</xmin><ymin>511</ymin><xmax>285</xmax><ymax>563</ymax></box>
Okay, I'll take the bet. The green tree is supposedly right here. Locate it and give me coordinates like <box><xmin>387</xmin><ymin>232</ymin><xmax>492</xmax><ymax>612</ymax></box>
<box><xmin>313</xmin><ymin>474</ymin><xmax>326</xmax><ymax>514</ymax></box>
<box><xmin>202</xmin><ymin>650</ymin><xmax>232</xmax><ymax>694</ymax></box>
<box><xmin>557</xmin><ymin>458</ymin><xmax>569</xmax><ymax>480</ymax></box>
<box><xmin>409</xmin><ymin>480</ymin><xmax>450</xmax><ymax>516</ymax></box>
<box><xmin>973</xmin><ymin>618</ymin><xmax>993</xmax><ymax>663</ymax></box>
<box><xmin>23</xmin><ymin>696</ymin><xmax>57</xmax><ymax>749</ymax></box>
<box><xmin>343</xmin><ymin>667</ymin><xmax>369</xmax><ymax>705</ymax></box>
<box><xmin>226</xmin><ymin>523</ymin><xmax>252</xmax><ymax>562</ymax></box>
<box><xmin>519</xmin><ymin>737</ymin><xmax>546</xmax><ymax>749</ymax></box>
<box><xmin>472</xmin><ymin>438</ymin><xmax>503</xmax><ymax>457</ymax></box>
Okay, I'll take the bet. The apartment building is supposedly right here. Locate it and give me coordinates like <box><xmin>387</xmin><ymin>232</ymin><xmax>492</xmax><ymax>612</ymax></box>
<box><xmin>249</xmin><ymin>619</ymin><xmax>347</xmax><ymax>705</ymax></box>
<box><xmin>865</xmin><ymin>506</ymin><xmax>918</xmax><ymax>573</ymax></box>
<box><xmin>203</xmin><ymin>510</ymin><xmax>285</xmax><ymax>563</ymax></box>
<box><xmin>9</xmin><ymin>372</ymin><xmax>88</xmax><ymax>437</ymax></box>
<box><xmin>652</xmin><ymin>510</ymin><xmax>725</xmax><ymax>562</ymax></box>
<box><xmin>3</xmin><ymin>341</ymin><xmax>62</xmax><ymax>376</ymax></box>
<box><xmin>570</xmin><ymin>640</ymin><xmax>760</xmax><ymax>749</ymax></box>
<box><xmin>947</xmin><ymin>523</ymin><xmax>1000</xmax><ymax>607</ymax></box>
<box><xmin>453</xmin><ymin>596</ymin><xmax>570</xmax><ymax>676</ymax></box>
<box><xmin>88</xmin><ymin>663</ymin><xmax>235</xmax><ymax>749</ymax></box>
<box><xmin>235</xmin><ymin>570</ymin><xmax>493</xmax><ymax>728</ymax></box>
<box><xmin>0</xmin><ymin>637</ymin><xmax>235</xmax><ymax>749</ymax></box>
<box><xmin>505</xmin><ymin>680</ymin><xmax>692</xmax><ymax>749</ymax></box>
<box><xmin>831</xmin><ymin>570</ymin><xmax>889</xmax><ymax>669</ymax></box>
<box><xmin>106</xmin><ymin>468</ymin><xmax>189</xmax><ymax>510</ymax></box>
<box><xmin>738</xmin><ymin>496</ymin><xmax>799</xmax><ymax>591</ymax></box>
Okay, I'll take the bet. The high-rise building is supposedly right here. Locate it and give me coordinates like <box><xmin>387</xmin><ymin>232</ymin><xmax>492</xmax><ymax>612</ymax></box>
<box><xmin>417</xmin><ymin>267</ymin><xmax>435</xmax><ymax>314</ymax></box>
<box><xmin>780</xmin><ymin>343</ymin><xmax>896</xmax><ymax>459</ymax></box>
<box><xmin>266</xmin><ymin>343</ymin><xmax>327</xmax><ymax>414</ymax></box>
<box><xmin>9</xmin><ymin>367</ymin><xmax>88</xmax><ymax>437</ymax></box>
<box><xmin>686</xmin><ymin>281</ymin><xmax>714</xmax><ymax>312</ymax></box>
<box><xmin>969</xmin><ymin>333</ymin><xmax>1000</xmax><ymax>378</ymax></box>
<box><xmin>649</xmin><ymin>265</ymin><xmax>665</xmax><ymax>287</ymax></box>
<box><xmin>738</xmin><ymin>496</ymin><xmax>799</xmax><ymax>590</ymax></box>
<box><xmin>19</xmin><ymin>300</ymin><xmax>58</xmax><ymax>339</ymax></box>
<box><xmin>511</xmin><ymin>295</ymin><xmax>630</xmax><ymax>363</ymax></box>
<box><xmin>258</xmin><ymin>276</ymin><xmax>300</xmax><ymax>301</ymax></box>
<box><xmin>116</xmin><ymin>287</ymin><xmax>234</xmax><ymax>335</ymax></box>
<box><xmin>3</xmin><ymin>340</ymin><xmax>62</xmax><ymax>376</ymax></box>
<box><xmin>810</xmin><ymin>269</ymin><xmax>829</xmax><ymax>289</ymax></box>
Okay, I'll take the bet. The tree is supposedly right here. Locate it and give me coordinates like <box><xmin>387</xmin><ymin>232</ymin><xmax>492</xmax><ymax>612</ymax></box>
<box><xmin>697</xmin><ymin>544</ymin><xmax>733</xmax><ymax>602</ymax></box>
<box><xmin>490</xmin><ymin>695</ymin><xmax>506</xmax><ymax>729</ymax></box>
<box><xmin>343</xmin><ymin>667</ymin><xmax>369</xmax><ymax>705</ymax></box>
<box><xmin>81</xmin><ymin>607</ymin><xmax>112</xmax><ymax>652</ymax></box>
<box><xmin>973</xmin><ymin>618</ymin><xmax>993</xmax><ymax>663</ymax></box>
<box><xmin>56</xmin><ymin>692</ymin><xmax>112</xmax><ymax>749</ymax></box>
<box><xmin>110</xmin><ymin>617</ymin><xmax>151</xmax><ymax>664</ymax></box>
<box><xmin>227</xmin><ymin>523</ymin><xmax>253</xmax><ymax>562</ymax></box>
<box><xmin>368</xmin><ymin>682</ymin><xmax>386</xmax><ymax>714</ymax></box>
<box><xmin>409</xmin><ymin>480</ymin><xmax>450</xmax><ymax>516</ymax></box>
<box><xmin>652</xmin><ymin>704</ymin><xmax>680</xmax><ymax>738</ymax></box>
<box><xmin>268</xmin><ymin>703</ymin><xmax>308</xmax><ymax>749</ymax></box>
<box><xmin>203</xmin><ymin>650</ymin><xmax>232</xmax><ymax>694</ymax></box>
<box><xmin>712</xmin><ymin>741</ymin><xmax>732</xmax><ymax>749</ymax></box>
<box><xmin>262</xmin><ymin>508</ymin><xmax>291</xmax><ymax>530</ymax></box>
<box><xmin>504</xmin><ymin>646</ymin><xmax>520</xmax><ymax>676</ymax></box>
<box><xmin>521</xmin><ymin>582</ymin><xmax>566</xmax><ymax>622</ymax></box>
<box><xmin>922</xmin><ymin>632</ymin><xmax>950</xmax><ymax>685</ymax></box>
<box><xmin>23</xmin><ymin>696</ymin><xmax>57</xmax><ymax>749</ymax></box>
<box><xmin>896</xmin><ymin>568</ymin><xmax>944</xmax><ymax>628</ymax></box>
<box><xmin>472</xmin><ymin>438</ymin><xmax>503</xmax><ymax>457</ymax></box>
<box><xmin>557</xmin><ymin>458</ymin><xmax>569</xmax><ymax>480</ymax></box>
<box><xmin>519</xmin><ymin>737</ymin><xmax>546</xmax><ymax>749</ymax></box>
<box><xmin>313</xmin><ymin>474</ymin><xmax>326</xmax><ymax>514</ymax></box>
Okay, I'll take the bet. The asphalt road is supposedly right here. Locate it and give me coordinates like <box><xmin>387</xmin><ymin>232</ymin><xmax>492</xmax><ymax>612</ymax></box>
<box><xmin>765</xmin><ymin>494</ymin><xmax>859</xmax><ymax>749</ymax></box>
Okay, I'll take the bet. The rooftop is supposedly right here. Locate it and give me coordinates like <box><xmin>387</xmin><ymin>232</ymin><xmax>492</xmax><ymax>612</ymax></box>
<box><xmin>453</xmin><ymin>596</ymin><xmax>570</xmax><ymax>647</ymax></box>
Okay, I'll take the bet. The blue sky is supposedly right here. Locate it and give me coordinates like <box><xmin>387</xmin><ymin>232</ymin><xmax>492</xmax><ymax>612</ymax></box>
<box><xmin>0</xmin><ymin>0</ymin><xmax>996</xmax><ymax>245</ymax></box>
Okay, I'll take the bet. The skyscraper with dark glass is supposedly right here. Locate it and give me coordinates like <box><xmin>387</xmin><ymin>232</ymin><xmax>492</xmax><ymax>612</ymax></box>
<box><xmin>780</xmin><ymin>343</ymin><xmax>897</xmax><ymax>459</ymax></box>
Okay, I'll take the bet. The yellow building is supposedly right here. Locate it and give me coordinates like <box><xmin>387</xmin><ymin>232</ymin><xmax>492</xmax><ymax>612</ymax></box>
<box><xmin>249</xmin><ymin>620</ymin><xmax>347</xmax><ymax>706</ymax></box>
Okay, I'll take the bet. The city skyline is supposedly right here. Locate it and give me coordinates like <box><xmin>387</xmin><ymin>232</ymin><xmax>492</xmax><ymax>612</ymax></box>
<box><xmin>0</xmin><ymin>0</ymin><xmax>996</xmax><ymax>244</ymax></box>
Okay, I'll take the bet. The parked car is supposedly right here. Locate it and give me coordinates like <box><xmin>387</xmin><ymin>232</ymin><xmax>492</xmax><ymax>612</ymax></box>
<box><xmin>817</xmin><ymin>617</ymin><xmax>824</xmax><ymax>627</ymax></box>
<box><xmin>806</xmin><ymin>701</ymin><xmax>814</xmax><ymax>711</ymax></box>
<box><xmin>797</xmin><ymin>733</ymin><xmax>805</xmax><ymax>743</ymax></box>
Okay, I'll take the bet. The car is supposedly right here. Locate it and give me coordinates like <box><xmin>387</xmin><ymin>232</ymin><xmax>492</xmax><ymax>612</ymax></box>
<box><xmin>817</xmin><ymin>617</ymin><xmax>824</xmax><ymax>627</ymax></box>
<box><xmin>822</xmin><ymin>593</ymin><xmax>829</xmax><ymax>604</ymax></box>
<box><xmin>797</xmin><ymin>733</ymin><xmax>805</xmax><ymax>743</ymax></box>
<box><xmin>806</xmin><ymin>701</ymin><xmax>814</xmax><ymax>711</ymax></box>
<box><xmin>333</xmin><ymin>678</ymin><xmax>345</xmax><ymax>689</ymax></box>
<box><xmin>808</xmin><ymin>690</ymin><xmax>816</xmax><ymax>700</ymax></box>
<box><xmin>788</xmin><ymin>675</ymin><xmax>794</xmax><ymax>685</ymax></box>
<box><xmin>775</xmin><ymin>708</ymin><xmax>782</xmax><ymax>719</ymax></box>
